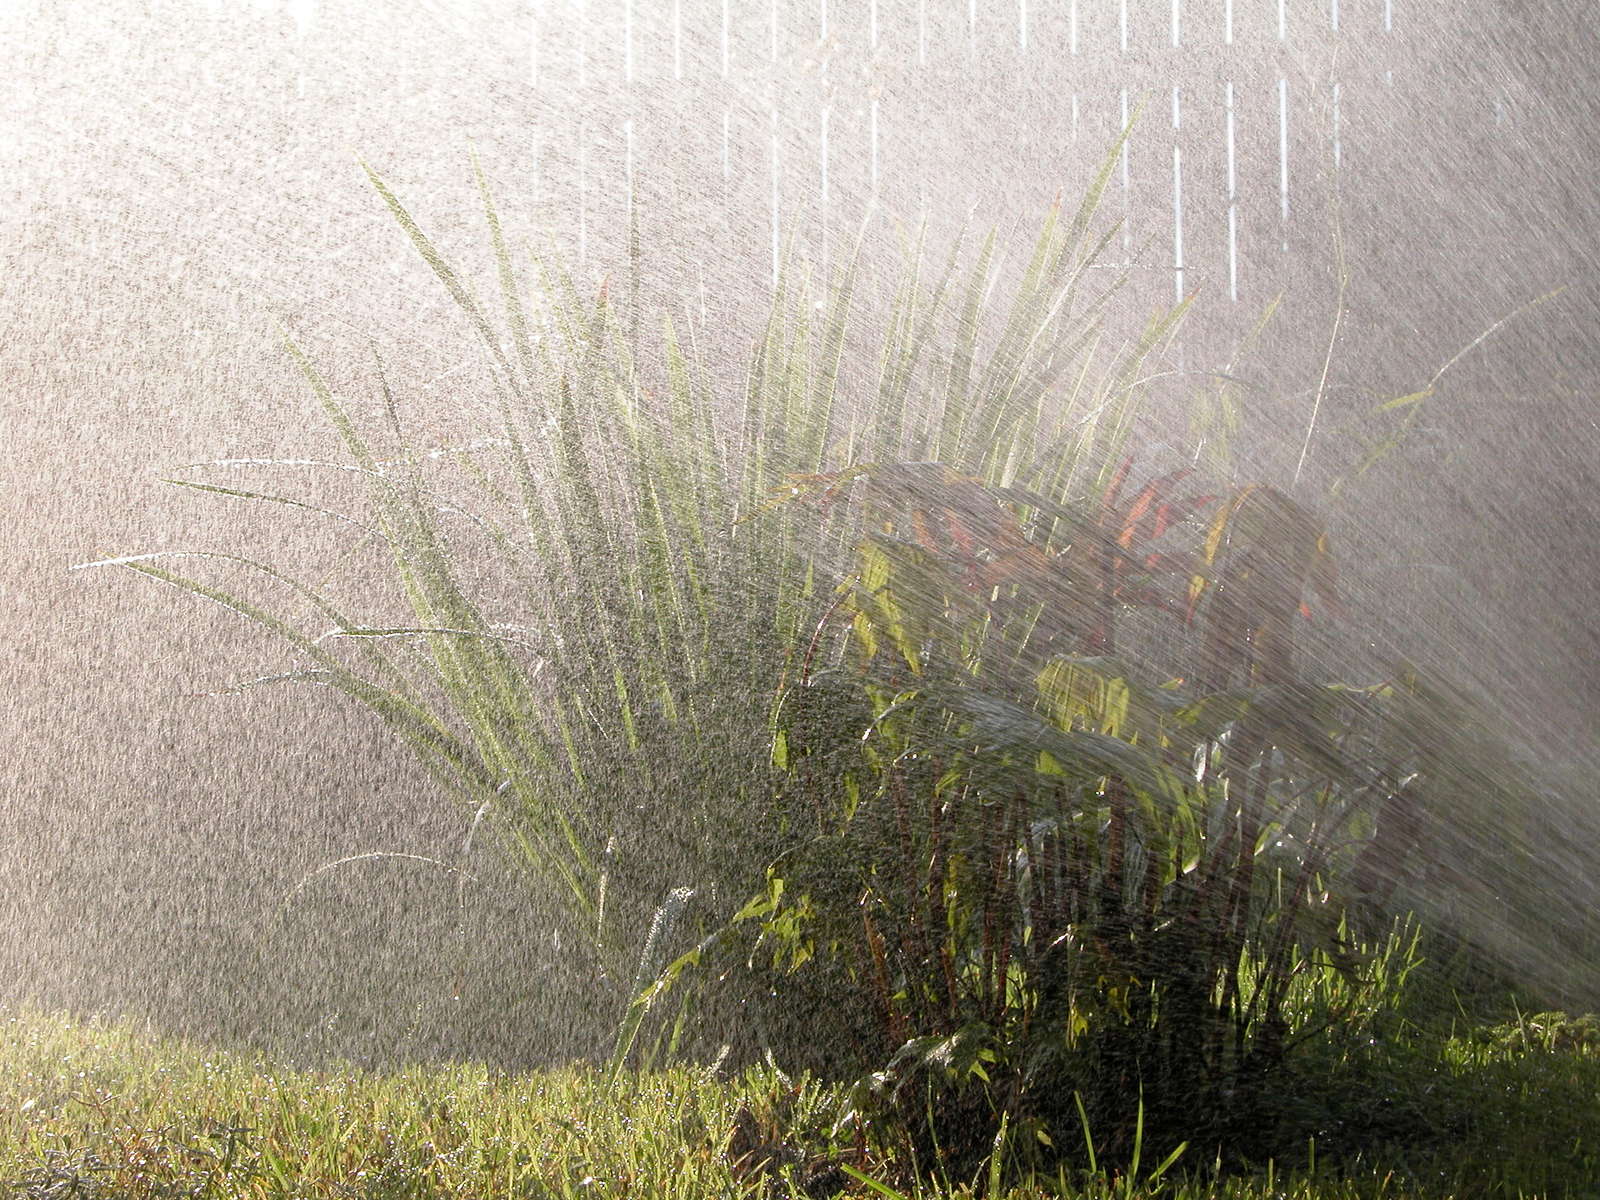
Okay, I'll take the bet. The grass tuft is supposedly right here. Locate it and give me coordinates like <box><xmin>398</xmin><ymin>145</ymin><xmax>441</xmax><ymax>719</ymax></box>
<box><xmin>7</xmin><ymin>1006</ymin><xmax>1600</xmax><ymax>1198</ymax></box>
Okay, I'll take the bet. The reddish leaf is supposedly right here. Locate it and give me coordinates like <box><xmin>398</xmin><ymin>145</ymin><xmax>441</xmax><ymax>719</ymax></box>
<box><xmin>1117</xmin><ymin>468</ymin><xmax>1193</xmax><ymax>550</ymax></box>
<box><xmin>1102</xmin><ymin>456</ymin><xmax>1134</xmax><ymax>518</ymax></box>
<box><xmin>944</xmin><ymin>510</ymin><xmax>978</xmax><ymax>557</ymax></box>
<box><xmin>980</xmin><ymin>545</ymin><xmax>1055</xmax><ymax>592</ymax></box>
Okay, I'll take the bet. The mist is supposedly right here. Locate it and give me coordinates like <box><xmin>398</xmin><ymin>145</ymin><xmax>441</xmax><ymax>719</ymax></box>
<box><xmin>5</xmin><ymin>0</ymin><xmax>1598</xmax><ymax>1068</ymax></box>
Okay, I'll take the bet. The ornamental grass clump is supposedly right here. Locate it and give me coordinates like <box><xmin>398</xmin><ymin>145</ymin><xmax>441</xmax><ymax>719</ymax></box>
<box><xmin>80</xmin><ymin>130</ymin><xmax>1600</xmax><ymax>1184</ymax></box>
<box><xmin>86</xmin><ymin>133</ymin><xmax>1179</xmax><ymax>1066</ymax></box>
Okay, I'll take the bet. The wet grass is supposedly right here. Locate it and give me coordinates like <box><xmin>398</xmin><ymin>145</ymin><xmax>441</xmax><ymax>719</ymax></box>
<box><xmin>6</xmin><ymin>1006</ymin><xmax>1599</xmax><ymax>1199</ymax></box>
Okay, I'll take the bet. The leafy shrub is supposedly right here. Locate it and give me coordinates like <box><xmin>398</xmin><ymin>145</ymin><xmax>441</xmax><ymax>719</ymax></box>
<box><xmin>90</xmin><ymin>137</ymin><xmax>1181</xmax><ymax>1069</ymax></box>
<box><xmin>740</xmin><ymin>452</ymin><xmax>1442</xmax><ymax>1173</ymax></box>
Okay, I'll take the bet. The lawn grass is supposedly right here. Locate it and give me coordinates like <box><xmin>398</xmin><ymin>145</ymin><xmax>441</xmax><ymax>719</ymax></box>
<box><xmin>5</xmin><ymin>1006</ymin><xmax>1597</xmax><ymax>1198</ymax></box>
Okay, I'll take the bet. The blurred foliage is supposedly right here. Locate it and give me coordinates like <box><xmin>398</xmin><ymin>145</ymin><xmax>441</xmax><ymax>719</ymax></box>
<box><xmin>748</xmin><ymin>452</ymin><xmax>1427</xmax><ymax>1171</ymax></box>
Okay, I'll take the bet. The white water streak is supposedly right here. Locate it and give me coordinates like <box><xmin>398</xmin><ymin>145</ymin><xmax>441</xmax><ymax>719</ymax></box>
<box><xmin>1226</xmin><ymin>81</ymin><xmax>1237</xmax><ymax>302</ymax></box>
<box><xmin>1120</xmin><ymin>88</ymin><xmax>1131</xmax><ymax>257</ymax></box>
<box><xmin>1279</xmin><ymin>77</ymin><xmax>1290</xmax><ymax>251</ymax></box>
<box><xmin>1172</xmin><ymin>87</ymin><xmax>1183</xmax><ymax>304</ymax></box>
<box><xmin>819</xmin><ymin>106</ymin><xmax>829</xmax><ymax>206</ymax></box>
<box><xmin>770</xmin><ymin>111</ymin><xmax>780</xmax><ymax>288</ymax></box>
<box><xmin>529</xmin><ymin>1</ymin><xmax>539</xmax><ymax>88</ymax></box>
<box><xmin>870</xmin><ymin>99</ymin><xmax>879</xmax><ymax>194</ymax></box>
<box><xmin>1333</xmin><ymin>81</ymin><xmax>1342</xmax><ymax>168</ymax></box>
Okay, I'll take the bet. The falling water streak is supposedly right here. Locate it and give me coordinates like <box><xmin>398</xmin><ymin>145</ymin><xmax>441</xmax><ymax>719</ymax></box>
<box><xmin>1278</xmin><ymin>0</ymin><xmax>1287</xmax><ymax>40</ymax></box>
<box><xmin>870</xmin><ymin>0</ymin><xmax>878</xmax><ymax>50</ymax></box>
<box><xmin>1226</xmin><ymin>81</ymin><xmax>1238</xmax><ymax>302</ymax></box>
<box><xmin>1019</xmin><ymin>0</ymin><xmax>1027</xmax><ymax>51</ymax></box>
<box><xmin>819</xmin><ymin>104</ymin><xmax>829</xmax><ymax>284</ymax></box>
<box><xmin>292</xmin><ymin>0</ymin><xmax>311</xmax><ymax>99</ymax></box>
<box><xmin>1386</xmin><ymin>0</ymin><xmax>1395</xmax><ymax>85</ymax></box>
<box><xmin>969</xmin><ymin>0</ymin><xmax>977</xmax><ymax>53</ymax></box>
<box><xmin>1333</xmin><ymin>81</ymin><xmax>1342</xmax><ymax>168</ymax></box>
<box><xmin>820</xmin><ymin>0</ymin><xmax>827</xmax><ymax>39</ymax></box>
<box><xmin>918</xmin><ymin>0</ymin><xmax>927</xmax><ymax>64</ymax></box>
<box><xmin>1070</xmin><ymin>0</ymin><xmax>1078</xmax><ymax>54</ymax></box>
<box><xmin>1224</xmin><ymin>0</ymin><xmax>1232</xmax><ymax>44</ymax></box>
<box><xmin>1120</xmin><ymin>88</ymin><xmax>1131</xmax><ymax>258</ymax></box>
<box><xmin>771</xmin><ymin>0</ymin><xmax>779</xmax><ymax>63</ymax></box>
<box><xmin>1278</xmin><ymin>77</ymin><xmax>1290</xmax><ymax>252</ymax></box>
<box><xmin>819</xmin><ymin>107</ymin><xmax>829</xmax><ymax>208</ymax></box>
<box><xmin>578</xmin><ymin>127</ymin><xmax>588</xmax><ymax>265</ymax></box>
<box><xmin>625</xmin><ymin>119</ymin><xmax>635</xmax><ymax>241</ymax></box>
<box><xmin>529</xmin><ymin>1</ymin><xmax>539</xmax><ymax>89</ymax></box>
<box><xmin>1172</xmin><ymin>87</ymin><xmax>1184</xmax><ymax>305</ymax></box>
<box><xmin>722</xmin><ymin>0</ymin><xmax>731</xmax><ymax>203</ymax></box>
<box><xmin>673</xmin><ymin>0</ymin><xmax>682</xmax><ymax>80</ymax></box>
<box><xmin>770</xmin><ymin>110</ymin><xmax>780</xmax><ymax>290</ymax></box>
<box><xmin>1331</xmin><ymin>0</ymin><xmax>1339</xmax><ymax>31</ymax></box>
<box><xmin>870</xmin><ymin>100</ymin><xmax>879</xmax><ymax>195</ymax></box>
<box><xmin>1120</xmin><ymin>0</ymin><xmax>1129</xmax><ymax>51</ymax></box>
<box><xmin>1171</xmin><ymin>0</ymin><xmax>1180</xmax><ymax>47</ymax></box>
<box><xmin>531</xmin><ymin>130</ymin><xmax>541</xmax><ymax>215</ymax></box>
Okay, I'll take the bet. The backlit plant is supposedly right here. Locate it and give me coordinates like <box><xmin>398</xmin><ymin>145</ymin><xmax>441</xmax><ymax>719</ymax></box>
<box><xmin>79</xmin><ymin>126</ymin><xmax>1600</xmax><ymax>1183</ymax></box>
<box><xmin>742</xmin><ymin>454</ymin><xmax>1424</xmax><ymax>1170</ymax></box>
